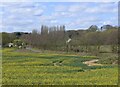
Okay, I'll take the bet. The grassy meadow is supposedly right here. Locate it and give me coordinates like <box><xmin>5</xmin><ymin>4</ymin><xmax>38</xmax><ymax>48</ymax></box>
<box><xmin>2</xmin><ymin>48</ymin><xmax>118</xmax><ymax>85</ymax></box>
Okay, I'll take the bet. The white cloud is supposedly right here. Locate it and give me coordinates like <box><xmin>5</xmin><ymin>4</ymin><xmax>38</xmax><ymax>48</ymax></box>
<box><xmin>103</xmin><ymin>21</ymin><xmax>111</xmax><ymax>25</ymax></box>
<box><xmin>85</xmin><ymin>3</ymin><xmax>117</xmax><ymax>13</ymax></box>
<box><xmin>50</xmin><ymin>20</ymin><xmax>58</xmax><ymax>23</ymax></box>
<box><xmin>40</xmin><ymin>15</ymin><xmax>54</xmax><ymax>21</ymax></box>
<box><xmin>34</xmin><ymin>9</ymin><xmax>44</xmax><ymax>16</ymax></box>
<box><xmin>68</xmin><ymin>4</ymin><xmax>86</xmax><ymax>12</ymax></box>
<box><xmin>7</xmin><ymin>7</ymin><xmax>32</xmax><ymax>15</ymax></box>
<box><xmin>51</xmin><ymin>11</ymin><xmax>78</xmax><ymax>19</ymax></box>
<box><xmin>85</xmin><ymin>7</ymin><xmax>98</xmax><ymax>13</ymax></box>
<box><xmin>68</xmin><ymin>17</ymin><xmax>94</xmax><ymax>25</ymax></box>
<box><xmin>55</xmin><ymin>5</ymin><xmax>67</xmax><ymax>11</ymax></box>
<box><xmin>56</xmin><ymin>12</ymin><xmax>72</xmax><ymax>17</ymax></box>
<box><xmin>2</xmin><ymin>2</ymin><xmax>45</xmax><ymax>16</ymax></box>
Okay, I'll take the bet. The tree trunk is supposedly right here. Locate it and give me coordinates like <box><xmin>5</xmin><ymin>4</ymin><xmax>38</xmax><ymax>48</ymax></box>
<box><xmin>97</xmin><ymin>45</ymin><xmax>101</xmax><ymax>52</ymax></box>
<box><xmin>85</xmin><ymin>45</ymin><xmax>88</xmax><ymax>53</ymax></box>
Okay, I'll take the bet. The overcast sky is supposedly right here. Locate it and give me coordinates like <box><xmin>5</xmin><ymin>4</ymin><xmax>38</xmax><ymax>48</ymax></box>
<box><xmin>0</xmin><ymin>1</ymin><xmax>118</xmax><ymax>32</ymax></box>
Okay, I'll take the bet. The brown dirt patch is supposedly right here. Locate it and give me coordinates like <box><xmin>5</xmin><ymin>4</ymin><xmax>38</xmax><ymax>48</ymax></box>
<box><xmin>83</xmin><ymin>59</ymin><xmax>102</xmax><ymax>66</ymax></box>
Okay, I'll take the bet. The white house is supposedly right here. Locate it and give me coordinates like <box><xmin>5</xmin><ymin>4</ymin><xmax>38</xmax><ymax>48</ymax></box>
<box><xmin>8</xmin><ymin>43</ymin><xmax>14</xmax><ymax>47</ymax></box>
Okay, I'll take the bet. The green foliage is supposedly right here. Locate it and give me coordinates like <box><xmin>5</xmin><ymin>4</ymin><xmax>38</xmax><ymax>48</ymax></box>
<box><xmin>13</xmin><ymin>39</ymin><xmax>26</xmax><ymax>48</ymax></box>
<box><xmin>2</xmin><ymin>33</ymin><xmax>11</xmax><ymax>46</ymax></box>
<box><xmin>2</xmin><ymin>32</ymin><xmax>16</xmax><ymax>47</ymax></box>
<box><xmin>13</xmin><ymin>39</ymin><xmax>23</xmax><ymax>46</ymax></box>
<box><xmin>98</xmin><ymin>53</ymin><xmax>118</xmax><ymax>64</ymax></box>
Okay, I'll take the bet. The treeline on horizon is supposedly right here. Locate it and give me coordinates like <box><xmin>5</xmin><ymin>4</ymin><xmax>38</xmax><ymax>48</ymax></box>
<box><xmin>1</xmin><ymin>24</ymin><xmax>119</xmax><ymax>53</ymax></box>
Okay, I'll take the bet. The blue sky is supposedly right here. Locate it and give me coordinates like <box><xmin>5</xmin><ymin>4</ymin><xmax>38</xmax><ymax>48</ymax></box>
<box><xmin>0</xmin><ymin>1</ymin><xmax>118</xmax><ymax>32</ymax></box>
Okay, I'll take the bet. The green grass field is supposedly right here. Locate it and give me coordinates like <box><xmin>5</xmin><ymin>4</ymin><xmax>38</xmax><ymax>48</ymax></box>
<box><xmin>2</xmin><ymin>48</ymin><xmax>118</xmax><ymax>85</ymax></box>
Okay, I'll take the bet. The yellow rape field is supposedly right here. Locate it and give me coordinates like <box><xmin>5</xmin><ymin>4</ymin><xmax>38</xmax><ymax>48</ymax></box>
<box><xmin>2</xmin><ymin>48</ymin><xmax>118</xmax><ymax>85</ymax></box>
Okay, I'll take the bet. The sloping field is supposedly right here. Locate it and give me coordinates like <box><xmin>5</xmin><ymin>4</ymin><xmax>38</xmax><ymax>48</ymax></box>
<box><xmin>2</xmin><ymin>48</ymin><xmax>118</xmax><ymax>85</ymax></box>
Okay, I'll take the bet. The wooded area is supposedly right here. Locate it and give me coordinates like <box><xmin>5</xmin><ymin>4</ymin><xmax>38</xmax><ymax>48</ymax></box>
<box><xmin>1</xmin><ymin>24</ymin><xmax>119</xmax><ymax>54</ymax></box>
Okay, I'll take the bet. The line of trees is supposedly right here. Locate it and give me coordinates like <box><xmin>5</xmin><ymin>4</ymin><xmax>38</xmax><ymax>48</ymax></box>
<box><xmin>67</xmin><ymin>25</ymin><xmax>118</xmax><ymax>53</ymax></box>
<box><xmin>20</xmin><ymin>24</ymin><xmax>118</xmax><ymax>53</ymax></box>
<box><xmin>1</xmin><ymin>24</ymin><xmax>118</xmax><ymax>53</ymax></box>
<box><xmin>21</xmin><ymin>25</ymin><xmax>66</xmax><ymax>51</ymax></box>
